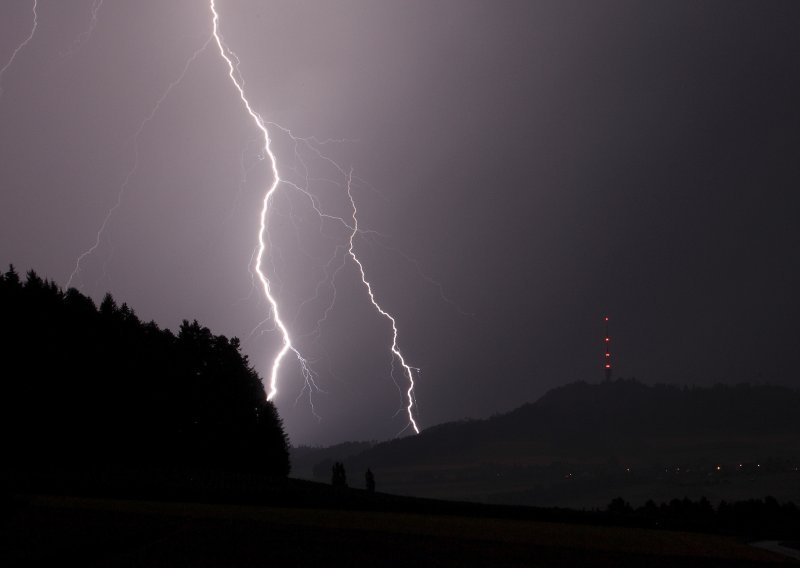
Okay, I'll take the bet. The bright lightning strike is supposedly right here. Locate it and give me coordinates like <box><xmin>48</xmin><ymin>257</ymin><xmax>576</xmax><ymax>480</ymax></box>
<box><xmin>210</xmin><ymin>0</ymin><xmax>316</xmax><ymax>403</ymax></box>
<box><xmin>345</xmin><ymin>171</ymin><xmax>421</xmax><ymax>434</ymax></box>
<box><xmin>209</xmin><ymin>2</ymin><xmax>422</xmax><ymax>433</ymax></box>
<box><xmin>67</xmin><ymin>36</ymin><xmax>212</xmax><ymax>290</ymax></box>
<box><xmin>0</xmin><ymin>0</ymin><xmax>38</xmax><ymax>101</ymax></box>
<box><xmin>51</xmin><ymin>0</ymin><xmax>425</xmax><ymax>434</ymax></box>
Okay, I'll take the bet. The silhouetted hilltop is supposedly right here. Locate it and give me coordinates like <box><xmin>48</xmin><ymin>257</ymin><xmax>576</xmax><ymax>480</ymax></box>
<box><xmin>309</xmin><ymin>379</ymin><xmax>800</xmax><ymax>506</ymax></box>
<box><xmin>335</xmin><ymin>380</ymin><xmax>799</xmax><ymax>467</ymax></box>
<box><xmin>494</xmin><ymin>379</ymin><xmax>800</xmax><ymax>452</ymax></box>
<box><xmin>0</xmin><ymin>267</ymin><xmax>289</xmax><ymax>478</ymax></box>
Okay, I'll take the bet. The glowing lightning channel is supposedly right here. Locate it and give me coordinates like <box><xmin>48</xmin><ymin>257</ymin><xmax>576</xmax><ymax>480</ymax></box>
<box><xmin>67</xmin><ymin>36</ymin><xmax>212</xmax><ymax>290</ymax></box>
<box><xmin>0</xmin><ymin>0</ymin><xmax>39</xmax><ymax>100</ymax></box>
<box><xmin>252</xmin><ymin>126</ymin><xmax>419</xmax><ymax>430</ymax></box>
<box><xmin>345</xmin><ymin>170</ymin><xmax>420</xmax><ymax>434</ymax></box>
<box><xmin>210</xmin><ymin>0</ymin><xmax>315</xmax><ymax>402</ymax></box>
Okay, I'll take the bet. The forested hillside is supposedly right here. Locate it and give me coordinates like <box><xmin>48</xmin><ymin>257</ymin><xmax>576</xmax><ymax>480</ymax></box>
<box><xmin>0</xmin><ymin>266</ymin><xmax>289</xmax><ymax>477</ymax></box>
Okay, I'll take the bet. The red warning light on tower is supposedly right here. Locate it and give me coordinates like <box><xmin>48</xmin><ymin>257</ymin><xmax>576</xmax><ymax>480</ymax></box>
<box><xmin>603</xmin><ymin>315</ymin><xmax>612</xmax><ymax>381</ymax></box>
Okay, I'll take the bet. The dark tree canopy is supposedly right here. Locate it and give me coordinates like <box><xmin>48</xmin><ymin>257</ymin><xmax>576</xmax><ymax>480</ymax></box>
<box><xmin>365</xmin><ymin>468</ymin><xmax>375</xmax><ymax>493</ymax></box>
<box><xmin>0</xmin><ymin>267</ymin><xmax>290</xmax><ymax>477</ymax></box>
<box><xmin>331</xmin><ymin>461</ymin><xmax>347</xmax><ymax>488</ymax></box>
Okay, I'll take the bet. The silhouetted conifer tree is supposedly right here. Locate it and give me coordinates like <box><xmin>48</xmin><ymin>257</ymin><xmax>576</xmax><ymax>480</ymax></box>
<box><xmin>365</xmin><ymin>468</ymin><xmax>375</xmax><ymax>492</ymax></box>
<box><xmin>0</xmin><ymin>267</ymin><xmax>290</xmax><ymax>478</ymax></box>
<box><xmin>331</xmin><ymin>461</ymin><xmax>347</xmax><ymax>488</ymax></box>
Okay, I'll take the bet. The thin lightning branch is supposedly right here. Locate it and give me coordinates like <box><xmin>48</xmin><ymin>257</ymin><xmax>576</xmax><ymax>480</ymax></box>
<box><xmin>61</xmin><ymin>0</ymin><xmax>104</xmax><ymax>58</ymax></box>
<box><xmin>67</xmin><ymin>36</ymin><xmax>212</xmax><ymax>290</ymax></box>
<box><xmin>294</xmin><ymin>376</ymin><xmax>324</xmax><ymax>423</ymax></box>
<box><xmin>345</xmin><ymin>170</ymin><xmax>420</xmax><ymax>434</ymax></box>
<box><xmin>0</xmin><ymin>0</ymin><xmax>39</xmax><ymax>100</ymax></box>
<box><xmin>221</xmin><ymin>138</ymin><xmax>261</xmax><ymax>227</ymax></box>
<box><xmin>279</xmin><ymin>172</ymin><xmax>387</xmax><ymax>245</ymax></box>
<box><xmin>235</xmin><ymin>244</ymin><xmax>264</xmax><ymax>311</ymax></box>
<box><xmin>210</xmin><ymin>0</ymin><xmax>314</xmax><ymax>402</ymax></box>
<box><xmin>267</xmin><ymin>121</ymin><xmax>391</xmax><ymax>230</ymax></box>
<box><xmin>295</xmin><ymin>244</ymin><xmax>348</xmax><ymax>339</ymax></box>
<box><xmin>263</xmin><ymin>126</ymin><xmax>389</xmax><ymax>341</ymax></box>
<box><xmin>263</xmin><ymin>125</ymin><xmax>418</xmax><ymax>425</ymax></box>
<box><xmin>388</xmin><ymin>357</ymin><xmax>406</xmax><ymax>418</ymax></box>
<box><xmin>0</xmin><ymin>1</ymin><xmax>444</xmax><ymax>435</ymax></box>
<box><xmin>89</xmin><ymin>0</ymin><xmax>104</xmax><ymax>30</ymax></box>
<box><xmin>300</xmin><ymin>135</ymin><xmax>358</xmax><ymax>146</ymax></box>
<box><xmin>267</xmin><ymin>122</ymin><xmax>385</xmax><ymax>239</ymax></box>
<box><xmin>210</xmin><ymin>2</ymin><xmax>423</xmax><ymax>431</ymax></box>
<box><xmin>281</xmin><ymin>178</ymin><xmax>356</xmax><ymax>233</ymax></box>
<box><xmin>363</xmin><ymin>232</ymin><xmax>475</xmax><ymax>318</ymax></box>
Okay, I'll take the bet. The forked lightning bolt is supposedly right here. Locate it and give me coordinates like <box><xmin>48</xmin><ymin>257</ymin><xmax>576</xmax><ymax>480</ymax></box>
<box><xmin>6</xmin><ymin>0</ymin><xmax>427</xmax><ymax>434</ymax></box>
<box><xmin>209</xmin><ymin>1</ymin><xmax>421</xmax><ymax>431</ymax></box>
<box><xmin>0</xmin><ymin>0</ymin><xmax>38</xmax><ymax>101</ymax></box>
<box><xmin>210</xmin><ymin>0</ymin><xmax>318</xmax><ymax>404</ymax></box>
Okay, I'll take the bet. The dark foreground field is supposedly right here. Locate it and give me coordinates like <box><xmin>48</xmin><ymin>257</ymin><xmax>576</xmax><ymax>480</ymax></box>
<box><xmin>1</xmin><ymin>495</ymin><xmax>792</xmax><ymax>567</ymax></box>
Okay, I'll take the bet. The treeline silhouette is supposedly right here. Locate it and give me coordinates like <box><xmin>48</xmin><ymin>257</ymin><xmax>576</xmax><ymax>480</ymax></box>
<box><xmin>0</xmin><ymin>267</ymin><xmax>289</xmax><ymax>479</ymax></box>
<box><xmin>606</xmin><ymin>495</ymin><xmax>800</xmax><ymax>539</ymax></box>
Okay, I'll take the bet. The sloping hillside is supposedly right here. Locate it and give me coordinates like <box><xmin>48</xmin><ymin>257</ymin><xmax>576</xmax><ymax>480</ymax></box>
<box><xmin>305</xmin><ymin>380</ymin><xmax>800</xmax><ymax>506</ymax></box>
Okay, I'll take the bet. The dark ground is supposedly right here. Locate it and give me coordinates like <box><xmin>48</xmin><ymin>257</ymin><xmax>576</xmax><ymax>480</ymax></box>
<box><xmin>1</xmin><ymin>494</ymin><xmax>793</xmax><ymax>567</ymax></box>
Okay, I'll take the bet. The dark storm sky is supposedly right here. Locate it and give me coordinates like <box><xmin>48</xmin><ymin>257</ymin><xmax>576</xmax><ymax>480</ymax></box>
<box><xmin>1</xmin><ymin>0</ymin><xmax>799</xmax><ymax>445</ymax></box>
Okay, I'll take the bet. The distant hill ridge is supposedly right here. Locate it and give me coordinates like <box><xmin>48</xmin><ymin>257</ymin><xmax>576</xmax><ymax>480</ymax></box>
<box><xmin>304</xmin><ymin>379</ymin><xmax>800</xmax><ymax>509</ymax></box>
<box><xmin>499</xmin><ymin>379</ymin><xmax>800</xmax><ymax>442</ymax></box>
<box><xmin>321</xmin><ymin>380</ymin><xmax>800</xmax><ymax>471</ymax></box>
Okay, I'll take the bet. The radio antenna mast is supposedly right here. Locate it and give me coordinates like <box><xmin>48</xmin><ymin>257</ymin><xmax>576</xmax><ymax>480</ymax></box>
<box><xmin>603</xmin><ymin>315</ymin><xmax>612</xmax><ymax>381</ymax></box>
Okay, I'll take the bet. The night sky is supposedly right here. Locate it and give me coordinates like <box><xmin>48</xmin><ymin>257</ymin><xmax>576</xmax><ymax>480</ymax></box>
<box><xmin>1</xmin><ymin>0</ymin><xmax>799</xmax><ymax>446</ymax></box>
